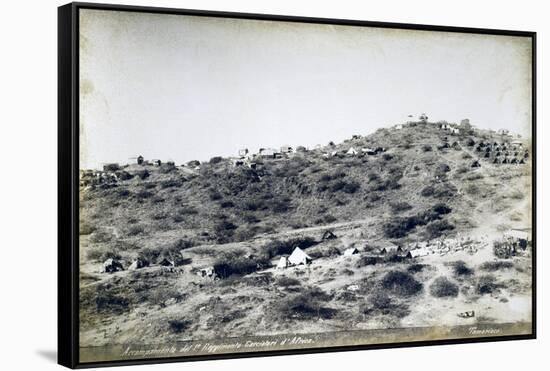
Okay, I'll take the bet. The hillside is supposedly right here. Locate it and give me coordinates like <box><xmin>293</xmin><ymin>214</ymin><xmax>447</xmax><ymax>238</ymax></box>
<box><xmin>78</xmin><ymin>120</ymin><xmax>532</xmax><ymax>352</ymax></box>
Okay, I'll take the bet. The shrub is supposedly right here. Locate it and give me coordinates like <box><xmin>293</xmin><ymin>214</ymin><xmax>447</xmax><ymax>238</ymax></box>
<box><xmin>480</xmin><ymin>260</ymin><xmax>514</xmax><ymax>271</ymax></box>
<box><xmin>367</xmin><ymin>172</ymin><xmax>380</xmax><ymax>181</ymax></box>
<box><xmin>89</xmin><ymin>229</ymin><xmax>113</xmax><ymax>243</ymax></box>
<box><xmin>138</xmin><ymin>247</ymin><xmax>161</xmax><ymax>264</ymax></box>
<box><xmin>356</xmin><ymin>255</ymin><xmax>381</xmax><ymax>267</ymax></box>
<box><xmin>160</xmin><ymin>179</ymin><xmax>183</xmax><ymax>189</ymax></box>
<box><xmin>209</xmin><ymin>191</ymin><xmax>223</xmax><ymax>201</ymax></box>
<box><xmin>233</xmin><ymin>226</ymin><xmax>256</xmax><ymax>242</ymax></box>
<box><xmin>151</xmin><ymin>196</ymin><xmax>165</xmax><ymax>204</ymax></box>
<box><xmin>421</xmin><ymin>185</ymin><xmax>435</xmax><ymax>197</ymax></box>
<box><xmin>361</xmin><ymin>290</ymin><xmax>410</xmax><ymax>318</ymax></box>
<box><xmin>116</xmin><ymin>171</ymin><xmax>133</xmax><ymax>181</ymax></box>
<box><xmin>241</xmin><ymin>198</ymin><xmax>266</xmax><ymax>211</ymax></box>
<box><xmin>432</xmin><ymin>203</ymin><xmax>452</xmax><ymax>215</ymax></box>
<box><xmin>178</xmin><ymin>205</ymin><xmax>198</xmax><ymax>215</ymax></box>
<box><xmin>476</xmin><ymin>275</ymin><xmax>501</xmax><ymax>295</ymax></box>
<box><xmin>277</xmin><ymin>276</ymin><xmax>301</xmax><ymax>287</ymax></box>
<box><xmin>137</xmin><ymin>240</ymin><xmax>195</xmax><ymax>266</ymax></box>
<box><xmin>383</xmin><ymin>217</ymin><xmax>418</xmax><ymax>238</ymax></box>
<box><xmin>407</xmin><ymin>263</ymin><xmax>428</xmax><ymax>273</ymax></box>
<box><xmin>268</xmin><ymin>198</ymin><xmax>292</xmax><ymax>213</ymax></box>
<box><xmin>367</xmin><ymin>193</ymin><xmax>381</xmax><ymax>202</ymax></box>
<box><xmin>451</xmin><ymin>260</ymin><xmax>473</xmax><ymax>277</ymax></box>
<box><xmin>243</xmin><ymin>213</ymin><xmax>260</xmax><ymax>224</ymax></box>
<box><xmin>220</xmin><ymin>200</ymin><xmax>235</xmax><ymax>208</ymax></box>
<box><xmin>152</xmin><ymin>212</ymin><xmax>168</xmax><ymax>220</ymax></box>
<box><xmin>429</xmin><ymin>277</ymin><xmax>459</xmax><ymax>298</ymax></box>
<box><xmin>322</xmin><ymin>214</ymin><xmax>337</xmax><ymax>224</ymax></box>
<box><xmin>117</xmin><ymin>188</ymin><xmax>131</xmax><ymax>197</ymax></box>
<box><xmin>135</xmin><ymin>170</ymin><xmax>150</xmax><ymax>180</ymax></box>
<box><xmin>277</xmin><ymin>288</ymin><xmax>336</xmax><ymax>320</ymax></box>
<box><xmin>214</xmin><ymin>251</ymin><xmax>269</xmax><ymax>278</ymax></box>
<box><xmin>173</xmin><ymin>238</ymin><xmax>196</xmax><ymax>251</ymax></box>
<box><xmin>380</xmin><ymin>271</ymin><xmax>423</xmax><ymax>297</ymax></box>
<box><xmin>127</xmin><ymin>224</ymin><xmax>145</xmax><ymax>236</ymax></box>
<box><xmin>209</xmin><ymin>156</ymin><xmax>223</xmax><ymax>164</ymax></box>
<box><xmin>421</xmin><ymin>183</ymin><xmax>457</xmax><ymax>198</ymax></box>
<box><xmin>95</xmin><ymin>291</ymin><xmax>129</xmax><ymax>314</ymax></box>
<box><xmin>168</xmin><ymin>319</ymin><xmax>192</xmax><ymax>333</ymax></box>
<box><xmin>367</xmin><ymin>291</ymin><xmax>392</xmax><ymax>311</ymax></box>
<box><xmin>426</xmin><ymin>219</ymin><xmax>455</xmax><ymax>238</ymax></box>
<box><xmin>330</xmin><ymin>180</ymin><xmax>360</xmax><ymax>193</ymax></box>
<box><xmin>436</xmin><ymin>163</ymin><xmax>451</xmax><ymax>174</ymax></box>
<box><xmin>390</xmin><ymin>202</ymin><xmax>412</xmax><ymax>213</ymax></box>
<box><xmin>382</xmin><ymin>153</ymin><xmax>394</xmax><ymax>161</ymax></box>
<box><xmin>136</xmin><ymin>189</ymin><xmax>153</xmax><ymax>199</ymax></box>
<box><xmin>422</xmin><ymin>145</ymin><xmax>433</xmax><ymax>152</ymax></box>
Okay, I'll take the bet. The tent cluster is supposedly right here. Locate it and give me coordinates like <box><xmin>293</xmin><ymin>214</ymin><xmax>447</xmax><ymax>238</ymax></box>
<box><xmin>473</xmin><ymin>140</ymin><xmax>528</xmax><ymax>165</ymax></box>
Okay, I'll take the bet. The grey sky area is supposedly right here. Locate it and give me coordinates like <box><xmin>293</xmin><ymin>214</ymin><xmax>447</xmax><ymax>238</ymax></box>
<box><xmin>79</xmin><ymin>9</ymin><xmax>532</xmax><ymax>170</ymax></box>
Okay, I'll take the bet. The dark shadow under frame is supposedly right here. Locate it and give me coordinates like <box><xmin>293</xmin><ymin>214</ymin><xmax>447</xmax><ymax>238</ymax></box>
<box><xmin>58</xmin><ymin>2</ymin><xmax>537</xmax><ymax>368</ymax></box>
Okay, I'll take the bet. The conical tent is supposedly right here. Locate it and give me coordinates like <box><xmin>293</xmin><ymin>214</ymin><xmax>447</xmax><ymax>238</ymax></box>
<box><xmin>343</xmin><ymin>247</ymin><xmax>359</xmax><ymax>256</ymax></box>
<box><xmin>288</xmin><ymin>247</ymin><xmax>312</xmax><ymax>266</ymax></box>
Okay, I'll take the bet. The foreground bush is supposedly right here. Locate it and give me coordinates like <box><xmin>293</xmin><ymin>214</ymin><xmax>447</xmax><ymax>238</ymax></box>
<box><xmin>380</xmin><ymin>271</ymin><xmax>423</xmax><ymax>297</ymax></box>
<box><xmin>450</xmin><ymin>260</ymin><xmax>474</xmax><ymax>277</ymax></box>
<box><xmin>429</xmin><ymin>277</ymin><xmax>459</xmax><ymax>298</ymax></box>
<box><xmin>168</xmin><ymin>319</ymin><xmax>192</xmax><ymax>333</ymax></box>
<box><xmin>277</xmin><ymin>288</ymin><xmax>336</xmax><ymax>320</ymax></box>
<box><xmin>476</xmin><ymin>275</ymin><xmax>501</xmax><ymax>295</ymax></box>
<box><xmin>360</xmin><ymin>290</ymin><xmax>410</xmax><ymax>318</ymax></box>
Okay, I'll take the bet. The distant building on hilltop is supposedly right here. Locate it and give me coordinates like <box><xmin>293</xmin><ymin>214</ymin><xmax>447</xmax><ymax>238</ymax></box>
<box><xmin>258</xmin><ymin>148</ymin><xmax>277</xmax><ymax>158</ymax></box>
<box><xmin>419</xmin><ymin>113</ymin><xmax>429</xmax><ymax>123</ymax></box>
<box><xmin>280</xmin><ymin>145</ymin><xmax>293</xmax><ymax>154</ymax></box>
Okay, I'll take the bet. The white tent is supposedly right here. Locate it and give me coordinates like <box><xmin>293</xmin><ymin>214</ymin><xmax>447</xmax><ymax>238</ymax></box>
<box><xmin>347</xmin><ymin>147</ymin><xmax>358</xmax><ymax>156</ymax></box>
<box><xmin>410</xmin><ymin>248</ymin><xmax>430</xmax><ymax>258</ymax></box>
<box><xmin>343</xmin><ymin>247</ymin><xmax>359</xmax><ymax>256</ymax></box>
<box><xmin>276</xmin><ymin>256</ymin><xmax>289</xmax><ymax>269</ymax></box>
<box><xmin>288</xmin><ymin>247</ymin><xmax>312</xmax><ymax>266</ymax></box>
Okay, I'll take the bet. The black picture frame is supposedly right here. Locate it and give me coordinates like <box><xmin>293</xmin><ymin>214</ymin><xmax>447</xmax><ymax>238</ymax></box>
<box><xmin>58</xmin><ymin>2</ymin><xmax>537</xmax><ymax>368</ymax></box>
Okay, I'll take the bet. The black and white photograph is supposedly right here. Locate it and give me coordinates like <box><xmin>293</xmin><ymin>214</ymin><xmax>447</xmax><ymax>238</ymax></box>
<box><xmin>64</xmin><ymin>2</ymin><xmax>535</xmax><ymax>367</ymax></box>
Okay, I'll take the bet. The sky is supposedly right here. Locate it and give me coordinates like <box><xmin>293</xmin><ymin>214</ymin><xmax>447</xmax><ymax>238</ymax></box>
<box><xmin>79</xmin><ymin>9</ymin><xmax>532</xmax><ymax>170</ymax></box>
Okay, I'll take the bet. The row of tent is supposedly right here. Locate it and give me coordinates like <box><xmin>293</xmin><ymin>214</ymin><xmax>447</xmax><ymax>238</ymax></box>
<box><xmin>276</xmin><ymin>246</ymin><xmax>360</xmax><ymax>269</ymax></box>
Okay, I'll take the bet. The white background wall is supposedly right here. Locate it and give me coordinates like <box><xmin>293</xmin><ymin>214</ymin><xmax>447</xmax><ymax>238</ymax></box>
<box><xmin>0</xmin><ymin>0</ymin><xmax>546</xmax><ymax>369</ymax></box>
